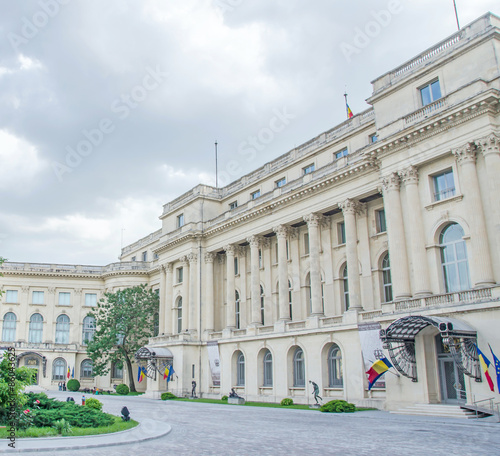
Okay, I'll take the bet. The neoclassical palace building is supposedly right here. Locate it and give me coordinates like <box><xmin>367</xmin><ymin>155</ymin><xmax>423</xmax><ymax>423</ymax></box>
<box><xmin>2</xmin><ymin>13</ymin><xmax>500</xmax><ymax>410</ymax></box>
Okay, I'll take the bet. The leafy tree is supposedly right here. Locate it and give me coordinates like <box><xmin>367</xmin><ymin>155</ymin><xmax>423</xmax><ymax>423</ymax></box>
<box><xmin>0</xmin><ymin>352</ymin><xmax>35</xmax><ymax>409</ymax></box>
<box><xmin>86</xmin><ymin>285</ymin><xmax>159</xmax><ymax>392</ymax></box>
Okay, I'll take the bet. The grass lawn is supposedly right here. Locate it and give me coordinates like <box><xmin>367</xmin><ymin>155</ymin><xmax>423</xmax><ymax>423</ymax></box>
<box><xmin>0</xmin><ymin>415</ymin><xmax>138</xmax><ymax>439</ymax></box>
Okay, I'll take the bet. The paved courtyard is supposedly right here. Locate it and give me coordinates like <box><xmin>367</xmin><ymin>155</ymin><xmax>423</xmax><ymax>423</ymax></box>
<box><xmin>5</xmin><ymin>391</ymin><xmax>500</xmax><ymax>456</ymax></box>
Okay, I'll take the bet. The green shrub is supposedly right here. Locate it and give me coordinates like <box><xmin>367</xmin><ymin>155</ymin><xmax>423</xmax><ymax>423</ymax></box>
<box><xmin>161</xmin><ymin>392</ymin><xmax>177</xmax><ymax>400</ymax></box>
<box><xmin>280</xmin><ymin>398</ymin><xmax>294</xmax><ymax>406</ymax></box>
<box><xmin>85</xmin><ymin>398</ymin><xmax>103</xmax><ymax>411</ymax></box>
<box><xmin>53</xmin><ymin>418</ymin><xmax>72</xmax><ymax>435</ymax></box>
<box><xmin>67</xmin><ymin>379</ymin><xmax>80</xmax><ymax>392</ymax></box>
<box><xmin>32</xmin><ymin>406</ymin><xmax>114</xmax><ymax>428</ymax></box>
<box><xmin>221</xmin><ymin>395</ymin><xmax>228</xmax><ymax>401</ymax></box>
<box><xmin>319</xmin><ymin>400</ymin><xmax>355</xmax><ymax>413</ymax></box>
<box><xmin>26</xmin><ymin>393</ymin><xmax>66</xmax><ymax>410</ymax></box>
<box><xmin>116</xmin><ymin>384</ymin><xmax>130</xmax><ymax>395</ymax></box>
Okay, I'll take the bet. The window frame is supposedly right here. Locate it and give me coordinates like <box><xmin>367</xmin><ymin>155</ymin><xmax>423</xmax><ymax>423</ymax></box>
<box><xmin>5</xmin><ymin>290</ymin><xmax>18</xmax><ymax>304</ymax></box>
<box><xmin>55</xmin><ymin>314</ymin><xmax>70</xmax><ymax>344</ymax></box>
<box><xmin>177</xmin><ymin>213</ymin><xmax>185</xmax><ymax>228</ymax></box>
<box><xmin>328</xmin><ymin>345</ymin><xmax>343</xmax><ymax>388</ymax></box>
<box><xmin>338</xmin><ymin>222</ymin><xmax>346</xmax><ymax>245</ymax></box>
<box><xmin>2</xmin><ymin>312</ymin><xmax>17</xmax><ymax>342</ymax></box>
<box><xmin>376</xmin><ymin>209</ymin><xmax>387</xmax><ymax>233</ymax></box>
<box><xmin>52</xmin><ymin>357</ymin><xmax>67</xmax><ymax>381</ymax></box>
<box><xmin>293</xmin><ymin>347</ymin><xmax>305</xmax><ymax>387</ymax></box>
<box><xmin>275</xmin><ymin>177</ymin><xmax>286</xmax><ymax>188</ymax></box>
<box><xmin>236</xmin><ymin>352</ymin><xmax>245</xmax><ymax>386</ymax></box>
<box><xmin>251</xmin><ymin>190</ymin><xmax>261</xmax><ymax>200</ymax></box>
<box><xmin>335</xmin><ymin>147</ymin><xmax>348</xmax><ymax>160</ymax></box>
<box><xmin>432</xmin><ymin>168</ymin><xmax>456</xmax><ymax>202</ymax></box>
<box><xmin>302</xmin><ymin>164</ymin><xmax>315</xmax><ymax>175</ymax></box>
<box><xmin>81</xmin><ymin>359</ymin><xmax>93</xmax><ymax>378</ymax></box>
<box><xmin>85</xmin><ymin>293</ymin><xmax>97</xmax><ymax>307</ymax></box>
<box><xmin>82</xmin><ymin>316</ymin><xmax>95</xmax><ymax>345</ymax></box>
<box><xmin>32</xmin><ymin>291</ymin><xmax>44</xmax><ymax>305</ymax></box>
<box><xmin>58</xmin><ymin>292</ymin><xmax>71</xmax><ymax>306</ymax></box>
<box><xmin>263</xmin><ymin>350</ymin><xmax>273</xmax><ymax>387</ymax></box>
<box><xmin>382</xmin><ymin>253</ymin><xmax>393</xmax><ymax>303</ymax></box>
<box><xmin>229</xmin><ymin>201</ymin><xmax>238</xmax><ymax>210</ymax></box>
<box><xmin>29</xmin><ymin>313</ymin><xmax>43</xmax><ymax>343</ymax></box>
<box><xmin>419</xmin><ymin>78</ymin><xmax>442</xmax><ymax>107</ymax></box>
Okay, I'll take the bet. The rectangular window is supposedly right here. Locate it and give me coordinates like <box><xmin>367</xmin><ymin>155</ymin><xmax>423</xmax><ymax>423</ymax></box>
<box><xmin>335</xmin><ymin>148</ymin><xmax>348</xmax><ymax>159</ymax></box>
<box><xmin>32</xmin><ymin>291</ymin><xmax>44</xmax><ymax>305</ymax></box>
<box><xmin>251</xmin><ymin>190</ymin><xmax>261</xmax><ymax>200</ymax></box>
<box><xmin>131</xmin><ymin>256</ymin><xmax>136</xmax><ymax>262</ymax></box>
<box><xmin>369</xmin><ymin>133</ymin><xmax>378</xmax><ymax>143</ymax></box>
<box><xmin>304</xmin><ymin>233</ymin><xmax>310</xmax><ymax>255</ymax></box>
<box><xmin>177</xmin><ymin>267</ymin><xmax>183</xmax><ymax>283</ymax></box>
<box><xmin>433</xmin><ymin>169</ymin><xmax>455</xmax><ymax>201</ymax></box>
<box><xmin>142</xmin><ymin>251</ymin><xmax>148</xmax><ymax>262</ymax></box>
<box><xmin>5</xmin><ymin>290</ymin><xmax>18</xmax><ymax>303</ymax></box>
<box><xmin>85</xmin><ymin>293</ymin><xmax>97</xmax><ymax>307</ymax></box>
<box><xmin>258</xmin><ymin>249</ymin><xmax>263</xmax><ymax>268</ymax></box>
<box><xmin>58</xmin><ymin>292</ymin><xmax>70</xmax><ymax>306</ymax></box>
<box><xmin>303</xmin><ymin>164</ymin><xmax>315</xmax><ymax>175</ymax></box>
<box><xmin>234</xmin><ymin>257</ymin><xmax>239</xmax><ymax>275</ymax></box>
<box><xmin>376</xmin><ymin>209</ymin><xmax>387</xmax><ymax>233</ymax></box>
<box><xmin>153</xmin><ymin>253</ymin><xmax>159</xmax><ymax>260</ymax></box>
<box><xmin>420</xmin><ymin>79</ymin><xmax>442</xmax><ymax>106</ymax></box>
<box><xmin>177</xmin><ymin>214</ymin><xmax>185</xmax><ymax>228</ymax></box>
<box><xmin>229</xmin><ymin>201</ymin><xmax>238</xmax><ymax>210</ymax></box>
<box><xmin>275</xmin><ymin>177</ymin><xmax>286</xmax><ymax>188</ymax></box>
<box><xmin>286</xmin><ymin>240</ymin><xmax>289</xmax><ymax>260</ymax></box>
<box><xmin>338</xmin><ymin>222</ymin><xmax>346</xmax><ymax>244</ymax></box>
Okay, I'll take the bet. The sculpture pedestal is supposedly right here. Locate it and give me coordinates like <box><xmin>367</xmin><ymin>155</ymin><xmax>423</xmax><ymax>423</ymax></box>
<box><xmin>310</xmin><ymin>404</ymin><xmax>321</xmax><ymax>409</ymax></box>
<box><xmin>228</xmin><ymin>397</ymin><xmax>245</xmax><ymax>405</ymax></box>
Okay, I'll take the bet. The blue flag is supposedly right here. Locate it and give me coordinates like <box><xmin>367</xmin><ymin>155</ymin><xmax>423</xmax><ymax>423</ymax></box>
<box><xmin>167</xmin><ymin>365</ymin><xmax>175</xmax><ymax>382</ymax></box>
<box><xmin>71</xmin><ymin>366</ymin><xmax>74</xmax><ymax>378</ymax></box>
<box><xmin>489</xmin><ymin>344</ymin><xmax>500</xmax><ymax>393</ymax></box>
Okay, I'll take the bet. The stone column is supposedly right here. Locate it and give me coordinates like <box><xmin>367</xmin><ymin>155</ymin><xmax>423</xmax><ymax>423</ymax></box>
<box><xmin>187</xmin><ymin>253</ymin><xmax>198</xmax><ymax>332</ymax></box>
<box><xmin>303</xmin><ymin>214</ymin><xmax>324</xmax><ymax>316</ymax></box>
<box><xmin>273</xmin><ymin>225</ymin><xmax>291</xmax><ymax>321</ymax></box>
<box><xmin>164</xmin><ymin>263</ymin><xmax>173</xmax><ymax>335</ymax></box>
<box><xmin>399</xmin><ymin>166</ymin><xmax>431</xmax><ymax>296</ymax></box>
<box><xmin>180</xmin><ymin>257</ymin><xmax>189</xmax><ymax>332</ymax></box>
<box><xmin>204</xmin><ymin>252</ymin><xmax>215</xmax><ymax>332</ymax></box>
<box><xmin>381</xmin><ymin>173</ymin><xmax>412</xmax><ymax>299</ymax></box>
<box><xmin>158</xmin><ymin>265</ymin><xmax>167</xmax><ymax>335</ymax></box>
<box><xmin>338</xmin><ymin>199</ymin><xmax>363</xmax><ymax>310</ymax></box>
<box><xmin>224</xmin><ymin>244</ymin><xmax>236</xmax><ymax>328</ymax></box>
<box><xmin>475</xmin><ymin>134</ymin><xmax>500</xmax><ymax>283</ymax></box>
<box><xmin>452</xmin><ymin>143</ymin><xmax>495</xmax><ymax>287</ymax></box>
<box><xmin>247</xmin><ymin>235</ymin><xmax>263</xmax><ymax>325</ymax></box>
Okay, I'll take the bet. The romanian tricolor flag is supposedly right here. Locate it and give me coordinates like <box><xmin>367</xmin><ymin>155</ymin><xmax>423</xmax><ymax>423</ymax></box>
<box><xmin>366</xmin><ymin>357</ymin><xmax>392</xmax><ymax>390</ymax></box>
<box><xmin>138</xmin><ymin>366</ymin><xmax>146</xmax><ymax>383</ymax></box>
<box><xmin>167</xmin><ymin>365</ymin><xmax>175</xmax><ymax>382</ymax></box>
<box><xmin>163</xmin><ymin>365</ymin><xmax>170</xmax><ymax>380</ymax></box>
<box><xmin>67</xmin><ymin>366</ymin><xmax>70</xmax><ymax>379</ymax></box>
<box><xmin>477</xmin><ymin>346</ymin><xmax>495</xmax><ymax>392</ymax></box>
<box><xmin>346</xmin><ymin>103</ymin><xmax>354</xmax><ymax>119</ymax></box>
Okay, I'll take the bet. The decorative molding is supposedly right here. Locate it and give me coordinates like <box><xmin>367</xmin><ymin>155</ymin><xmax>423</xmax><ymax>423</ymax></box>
<box><xmin>475</xmin><ymin>133</ymin><xmax>500</xmax><ymax>157</ymax></box>
<box><xmin>452</xmin><ymin>142</ymin><xmax>477</xmax><ymax>165</ymax></box>
<box><xmin>74</xmin><ymin>288</ymin><xmax>82</xmax><ymax>296</ymax></box>
<box><xmin>247</xmin><ymin>235</ymin><xmax>263</xmax><ymax>248</ymax></box>
<box><xmin>223</xmin><ymin>244</ymin><xmax>236</xmax><ymax>256</ymax></box>
<box><xmin>303</xmin><ymin>213</ymin><xmax>324</xmax><ymax>227</ymax></box>
<box><xmin>187</xmin><ymin>253</ymin><xmax>198</xmax><ymax>264</ymax></box>
<box><xmin>399</xmin><ymin>165</ymin><xmax>419</xmax><ymax>185</ymax></box>
<box><xmin>48</xmin><ymin>287</ymin><xmax>56</xmax><ymax>294</ymax></box>
<box><xmin>21</xmin><ymin>286</ymin><xmax>29</xmax><ymax>294</ymax></box>
<box><xmin>338</xmin><ymin>198</ymin><xmax>363</xmax><ymax>215</ymax></box>
<box><xmin>273</xmin><ymin>225</ymin><xmax>290</xmax><ymax>238</ymax></box>
<box><xmin>380</xmin><ymin>172</ymin><xmax>401</xmax><ymax>193</ymax></box>
<box><xmin>204</xmin><ymin>252</ymin><xmax>215</xmax><ymax>264</ymax></box>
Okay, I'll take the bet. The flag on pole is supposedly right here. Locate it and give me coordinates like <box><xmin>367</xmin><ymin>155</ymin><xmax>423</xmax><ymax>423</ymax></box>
<box><xmin>67</xmin><ymin>366</ymin><xmax>70</xmax><ymax>379</ymax></box>
<box><xmin>138</xmin><ymin>366</ymin><xmax>146</xmax><ymax>383</ymax></box>
<box><xmin>167</xmin><ymin>365</ymin><xmax>175</xmax><ymax>382</ymax></box>
<box><xmin>163</xmin><ymin>365</ymin><xmax>170</xmax><ymax>380</ymax></box>
<box><xmin>489</xmin><ymin>344</ymin><xmax>500</xmax><ymax>393</ymax></box>
<box><xmin>366</xmin><ymin>357</ymin><xmax>393</xmax><ymax>390</ymax></box>
<box><xmin>477</xmin><ymin>345</ymin><xmax>494</xmax><ymax>392</ymax></box>
<box><xmin>346</xmin><ymin>103</ymin><xmax>354</xmax><ymax>119</ymax></box>
<box><xmin>71</xmin><ymin>367</ymin><xmax>74</xmax><ymax>379</ymax></box>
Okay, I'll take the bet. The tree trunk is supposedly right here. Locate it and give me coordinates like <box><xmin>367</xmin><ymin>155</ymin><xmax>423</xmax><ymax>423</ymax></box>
<box><xmin>124</xmin><ymin>353</ymin><xmax>136</xmax><ymax>392</ymax></box>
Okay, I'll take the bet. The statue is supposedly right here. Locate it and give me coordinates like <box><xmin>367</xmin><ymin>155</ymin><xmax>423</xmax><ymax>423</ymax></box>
<box><xmin>309</xmin><ymin>381</ymin><xmax>322</xmax><ymax>404</ymax></box>
<box><xmin>191</xmin><ymin>381</ymin><xmax>197</xmax><ymax>398</ymax></box>
<box><xmin>121</xmin><ymin>406</ymin><xmax>130</xmax><ymax>422</ymax></box>
<box><xmin>228</xmin><ymin>388</ymin><xmax>242</xmax><ymax>399</ymax></box>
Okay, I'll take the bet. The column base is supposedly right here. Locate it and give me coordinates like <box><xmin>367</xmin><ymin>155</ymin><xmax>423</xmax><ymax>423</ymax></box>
<box><xmin>343</xmin><ymin>308</ymin><xmax>360</xmax><ymax>324</ymax></box>
<box><xmin>306</xmin><ymin>315</ymin><xmax>321</xmax><ymax>329</ymax></box>
<box><xmin>473</xmin><ymin>281</ymin><xmax>496</xmax><ymax>288</ymax></box>
<box><xmin>413</xmin><ymin>291</ymin><xmax>432</xmax><ymax>298</ymax></box>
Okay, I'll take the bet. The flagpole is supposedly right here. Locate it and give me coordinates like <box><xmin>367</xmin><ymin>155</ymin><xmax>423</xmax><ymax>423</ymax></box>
<box><xmin>215</xmin><ymin>140</ymin><xmax>218</xmax><ymax>188</ymax></box>
<box><xmin>343</xmin><ymin>92</ymin><xmax>349</xmax><ymax>119</ymax></box>
<box><xmin>453</xmin><ymin>0</ymin><xmax>460</xmax><ymax>31</ymax></box>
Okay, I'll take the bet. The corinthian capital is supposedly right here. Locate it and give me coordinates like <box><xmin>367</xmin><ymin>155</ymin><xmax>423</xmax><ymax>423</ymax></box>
<box><xmin>475</xmin><ymin>134</ymin><xmax>500</xmax><ymax>157</ymax></box>
<box><xmin>338</xmin><ymin>198</ymin><xmax>362</xmax><ymax>215</ymax></box>
<box><xmin>223</xmin><ymin>244</ymin><xmax>236</xmax><ymax>256</ymax></box>
<box><xmin>452</xmin><ymin>142</ymin><xmax>476</xmax><ymax>165</ymax></box>
<box><xmin>247</xmin><ymin>235</ymin><xmax>263</xmax><ymax>248</ymax></box>
<box><xmin>187</xmin><ymin>253</ymin><xmax>198</xmax><ymax>264</ymax></box>
<box><xmin>273</xmin><ymin>225</ymin><xmax>290</xmax><ymax>238</ymax></box>
<box><xmin>303</xmin><ymin>213</ymin><xmax>323</xmax><ymax>227</ymax></box>
<box><xmin>399</xmin><ymin>166</ymin><xmax>419</xmax><ymax>185</ymax></box>
<box><xmin>204</xmin><ymin>252</ymin><xmax>215</xmax><ymax>264</ymax></box>
<box><xmin>380</xmin><ymin>172</ymin><xmax>401</xmax><ymax>193</ymax></box>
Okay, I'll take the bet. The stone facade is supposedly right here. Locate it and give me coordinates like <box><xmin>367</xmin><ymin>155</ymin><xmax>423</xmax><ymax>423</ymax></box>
<box><xmin>1</xmin><ymin>13</ymin><xmax>500</xmax><ymax>408</ymax></box>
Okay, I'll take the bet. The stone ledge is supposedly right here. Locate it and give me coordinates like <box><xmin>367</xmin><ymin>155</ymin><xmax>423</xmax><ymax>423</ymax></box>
<box><xmin>228</xmin><ymin>397</ymin><xmax>245</xmax><ymax>405</ymax></box>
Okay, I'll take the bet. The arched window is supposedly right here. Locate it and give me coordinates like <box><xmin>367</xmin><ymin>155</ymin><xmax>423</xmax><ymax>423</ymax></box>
<box><xmin>153</xmin><ymin>312</ymin><xmax>159</xmax><ymax>337</ymax></box>
<box><xmin>328</xmin><ymin>344</ymin><xmax>343</xmax><ymax>387</ymax></box>
<box><xmin>288</xmin><ymin>280</ymin><xmax>293</xmax><ymax>320</ymax></box>
<box><xmin>112</xmin><ymin>362</ymin><xmax>123</xmax><ymax>379</ymax></box>
<box><xmin>52</xmin><ymin>358</ymin><xmax>66</xmax><ymax>380</ymax></box>
<box><xmin>82</xmin><ymin>316</ymin><xmax>95</xmax><ymax>345</ymax></box>
<box><xmin>293</xmin><ymin>347</ymin><xmax>305</xmax><ymax>387</ymax></box>
<box><xmin>440</xmin><ymin>223</ymin><xmax>470</xmax><ymax>292</ymax></box>
<box><xmin>260</xmin><ymin>286</ymin><xmax>265</xmax><ymax>325</ymax></box>
<box><xmin>2</xmin><ymin>312</ymin><xmax>16</xmax><ymax>342</ymax></box>
<box><xmin>81</xmin><ymin>359</ymin><xmax>93</xmax><ymax>378</ymax></box>
<box><xmin>235</xmin><ymin>290</ymin><xmax>241</xmax><ymax>329</ymax></box>
<box><xmin>342</xmin><ymin>264</ymin><xmax>349</xmax><ymax>311</ymax></box>
<box><xmin>236</xmin><ymin>352</ymin><xmax>245</xmax><ymax>386</ymax></box>
<box><xmin>263</xmin><ymin>350</ymin><xmax>273</xmax><ymax>387</ymax></box>
<box><xmin>382</xmin><ymin>253</ymin><xmax>393</xmax><ymax>302</ymax></box>
<box><xmin>176</xmin><ymin>297</ymin><xmax>183</xmax><ymax>333</ymax></box>
<box><xmin>29</xmin><ymin>313</ymin><xmax>43</xmax><ymax>343</ymax></box>
<box><xmin>55</xmin><ymin>314</ymin><xmax>70</xmax><ymax>344</ymax></box>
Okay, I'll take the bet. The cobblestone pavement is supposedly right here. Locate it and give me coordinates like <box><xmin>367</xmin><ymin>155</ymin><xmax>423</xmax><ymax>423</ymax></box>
<box><xmin>7</xmin><ymin>391</ymin><xmax>500</xmax><ymax>456</ymax></box>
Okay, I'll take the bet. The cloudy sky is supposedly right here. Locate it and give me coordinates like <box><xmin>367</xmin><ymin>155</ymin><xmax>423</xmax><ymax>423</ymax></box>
<box><xmin>0</xmin><ymin>0</ymin><xmax>498</xmax><ymax>266</ymax></box>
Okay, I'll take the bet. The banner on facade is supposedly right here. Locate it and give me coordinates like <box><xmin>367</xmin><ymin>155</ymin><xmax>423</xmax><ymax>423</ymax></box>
<box><xmin>207</xmin><ymin>340</ymin><xmax>221</xmax><ymax>387</ymax></box>
<box><xmin>358</xmin><ymin>322</ymin><xmax>387</xmax><ymax>389</ymax></box>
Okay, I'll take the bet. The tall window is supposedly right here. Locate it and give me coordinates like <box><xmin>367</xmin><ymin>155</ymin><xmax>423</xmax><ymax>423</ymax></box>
<box><xmin>328</xmin><ymin>345</ymin><xmax>343</xmax><ymax>387</ymax></box>
<box><xmin>177</xmin><ymin>213</ymin><xmax>184</xmax><ymax>228</ymax></box>
<box><xmin>440</xmin><ymin>223</ymin><xmax>470</xmax><ymax>292</ymax></box>
<box><xmin>177</xmin><ymin>267</ymin><xmax>183</xmax><ymax>283</ymax></box>
<box><xmin>32</xmin><ymin>291</ymin><xmax>44</xmax><ymax>305</ymax></box>
<box><xmin>260</xmin><ymin>286</ymin><xmax>265</xmax><ymax>325</ymax></box>
<box><xmin>433</xmin><ymin>169</ymin><xmax>455</xmax><ymax>201</ymax></box>
<box><xmin>235</xmin><ymin>291</ymin><xmax>241</xmax><ymax>329</ymax></box>
<box><xmin>288</xmin><ymin>280</ymin><xmax>293</xmax><ymax>320</ymax></box>
<box><xmin>376</xmin><ymin>209</ymin><xmax>387</xmax><ymax>233</ymax></box>
<box><xmin>234</xmin><ymin>257</ymin><xmax>239</xmax><ymax>275</ymax></box>
<box><xmin>112</xmin><ymin>362</ymin><xmax>123</xmax><ymax>379</ymax></box>
<box><xmin>52</xmin><ymin>358</ymin><xmax>66</xmax><ymax>380</ymax></box>
<box><xmin>342</xmin><ymin>264</ymin><xmax>349</xmax><ymax>311</ymax></box>
<box><xmin>29</xmin><ymin>313</ymin><xmax>43</xmax><ymax>343</ymax></box>
<box><xmin>382</xmin><ymin>254</ymin><xmax>393</xmax><ymax>302</ymax></box>
<box><xmin>58</xmin><ymin>292</ymin><xmax>70</xmax><ymax>306</ymax></box>
<box><xmin>55</xmin><ymin>314</ymin><xmax>70</xmax><ymax>344</ymax></box>
<box><xmin>153</xmin><ymin>312</ymin><xmax>159</xmax><ymax>336</ymax></box>
<box><xmin>5</xmin><ymin>290</ymin><xmax>18</xmax><ymax>303</ymax></box>
<box><xmin>258</xmin><ymin>249</ymin><xmax>263</xmax><ymax>268</ymax></box>
<box><xmin>142</xmin><ymin>251</ymin><xmax>148</xmax><ymax>261</ymax></box>
<box><xmin>293</xmin><ymin>347</ymin><xmax>305</xmax><ymax>387</ymax></box>
<box><xmin>2</xmin><ymin>312</ymin><xmax>16</xmax><ymax>342</ymax></box>
<box><xmin>338</xmin><ymin>222</ymin><xmax>346</xmax><ymax>244</ymax></box>
<box><xmin>263</xmin><ymin>350</ymin><xmax>273</xmax><ymax>387</ymax></box>
<box><xmin>176</xmin><ymin>297</ymin><xmax>183</xmax><ymax>333</ymax></box>
<box><xmin>82</xmin><ymin>316</ymin><xmax>95</xmax><ymax>345</ymax></box>
<box><xmin>420</xmin><ymin>79</ymin><xmax>441</xmax><ymax>106</ymax></box>
<box><xmin>304</xmin><ymin>233</ymin><xmax>310</xmax><ymax>255</ymax></box>
<box><xmin>85</xmin><ymin>293</ymin><xmax>97</xmax><ymax>307</ymax></box>
<box><xmin>236</xmin><ymin>352</ymin><xmax>245</xmax><ymax>386</ymax></box>
<box><xmin>81</xmin><ymin>359</ymin><xmax>93</xmax><ymax>378</ymax></box>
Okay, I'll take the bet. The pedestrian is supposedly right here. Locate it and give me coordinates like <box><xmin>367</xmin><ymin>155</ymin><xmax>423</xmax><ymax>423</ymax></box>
<box><xmin>82</xmin><ymin>395</ymin><xmax>85</xmax><ymax>406</ymax></box>
<box><xmin>58</xmin><ymin>382</ymin><xmax>62</xmax><ymax>391</ymax></box>
<box><xmin>63</xmin><ymin>381</ymin><xmax>66</xmax><ymax>391</ymax></box>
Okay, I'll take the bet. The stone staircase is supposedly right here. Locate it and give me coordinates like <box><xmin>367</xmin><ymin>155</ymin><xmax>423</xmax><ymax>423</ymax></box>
<box><xmin>390</xmin><ymin>403</ymin><xmax>479</xmax><ymax>419</ymax></box>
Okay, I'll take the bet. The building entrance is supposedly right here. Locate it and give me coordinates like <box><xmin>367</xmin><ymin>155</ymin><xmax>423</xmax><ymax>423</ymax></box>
<box><xmin>436</xmin><ymin>335</ymin><xmax>465</xmax><ymax>404</ymax></box>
